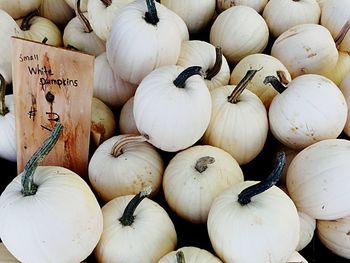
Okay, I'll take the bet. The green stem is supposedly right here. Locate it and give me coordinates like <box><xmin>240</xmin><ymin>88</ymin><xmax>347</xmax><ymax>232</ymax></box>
<box><xmin>263</xmin><ymin>76</ymin><xmax>287</xmax><ymax>94</ymax></box>
<box><xmin>227</xmin><ymin>68</ymin><xmax>261</xmax><ymax>103</ymax></box>
<box><xmin>144</xmin><ymin>0</ymin><xmax>159</xmax><ymax>25</ymax></box>
<box><xmin>173</xmin><ymin>66</ymin><xmax>203</xmax><ymax>88</ymax></box>
<box><xmin>237</xmin><ymin>151</ymin><xmax>285</xmax><ymax>205</ymax></box>
<box><xmin>119</xmin><ymin>186</ymin><xmax>152</xmax><ymax>226</ymax></box>
<box><xmin>334</xmin><ymin>19</ymin><xmax>350</xmax><ymax>48</ymax></box>
<box><xmin>195</xmin><ymin>156</ymin><xmax>215</xmax><ymax>173</ymax></box>
<box><xmin>111</xmin><ymin>134</ymin><xmax>149</xmax><ymax>157</ymax></box>
<box><xmin>101</xmin><ymin>0</ymin><xmax>112</xmax><ymax>7</ymax></box>
<box><xmin>205</xmin><ymin>47</ymin><xmax>222</xmax><ymax>80</ymax></box>
<box><xmin>176</xmin><ymin>250</ymin><xmax>186</xmax><ymax>263</ymax></box>
<box><xmin>0</xmin><ymin>74</ymin><xmax>9</xmax><ymax>116</ymax></box>
<box><xmin>20</xmin><ymin>9</ymin><xmax>39</xmax><ymax>31</ymax></box>
<box><xmin>21</xmin><ymin>122</ymin><xmax>64</xmax><ymax>196</ymax></box>
<box><xmin>76</xmin><ymin>0</ymin><xmax>93</xmax><ymax>33</ymax></box>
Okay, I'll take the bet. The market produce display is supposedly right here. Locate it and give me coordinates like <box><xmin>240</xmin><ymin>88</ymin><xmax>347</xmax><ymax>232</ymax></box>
<box><xmin>0</xmin><ymin>0</ymin><xmax>350</xmax><ymax>262</ymax></box>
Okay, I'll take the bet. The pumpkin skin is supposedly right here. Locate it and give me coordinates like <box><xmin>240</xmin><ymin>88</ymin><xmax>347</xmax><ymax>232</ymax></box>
<box><xmin>317</xmin><ymin>216</ymin><xmax>350</xmax><ymax>259</ymax></box>
<box><xmin>133</xmin><ymin>65</ymin><xmax>212</xmax><ymax>152</ymax></box>
<box><xmin>39</xmin><ymin>0</ymin><xmax>75</xmax><ymax>28</ymax></box>
<box><xmin>94</xmin><ymin>194</ymin><xmax>177</xmax><ymax>263</ymax></box>
<box><xmin>106</xmin><ymin>0</ymin><xmax>185</xmax><ymax>85</ymax></box>
<box><xmin>0</xmin><ymin>94</ymin><xmax>16</xmax><ymax>162</ymax></box>
<box><xmin>162</xmin><ymin>145</ymin><xmax>244</xmax><ymax>224</ymax></box>
<box><xmin>268</xmin><ymin>74</ymin><xmax>347</xmax><ymax>150</ymax></box>
<box><xmin>119</xmin><ymin>96</ymin><xmax>140</xmax><ymax>135</ymax></box>
<box><xmin>271</xmin><ymin>24</ymin><xmax>339</xmax><ymax>79</ymax></box>
<box><xmin>286</xmin><ymin>139</ymin><xmax>350</xmax><ymax>220</ymax></box>
<box><xmin>286</xmin><ymin>251</ymin><xmax>308</xmax><ymax>263</ymax></box>
<box><xmin>322</xmin><ymin>51</ymin><xmax>350</xmax><ymax>86</ymax></box>
<box><xmin>209</xmin><ymin>5</ymin><xmax>269</xmax><ymax>65</ymax></box>
<box><xmin>0</xmin><ymin>0</ymin><xmax>41</xmax><ymax>19</ymax></box>
<box><xmin>216</xmin><ymin>0</ymin><xmax>268</xmax><ymax>14</ymax></box>
<box><xmin>0</xmin><ymin>243</ymin><xmax>19</xmax><ymax>262</ymax></box>
<box><xmin>297</xmin><ymin>211</ymin><xmax>316</xmax><ymax>251</ymax></box>
<box><xmin>65</xmin><ymin>0</ymin><xmax>88</xmax><ymax>12</ymax></box>
<box><xmin>0</xmin><ymin>166</ymin><xmax>103</xmax><ymax>263</ymax></box>
<box><xmin>158</xmin><ymin>246</ymin><xmax>223</xmax><ymax>263</ymax></box>
<box><xmin>341</xmin><ymin>73</ymin><xmax>350</xmax><ymax>137</ymax></box>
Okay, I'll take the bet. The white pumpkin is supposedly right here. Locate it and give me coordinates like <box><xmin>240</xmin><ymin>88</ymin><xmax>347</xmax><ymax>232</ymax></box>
<box><xmin>0</xmin><ymin>76</ymin><xmax>16</xmax><ymax>162</ymax></box>
<box><xmin>317</xmin><ymin>215</ymin><xmax>350</xmax><ymax>259</ymax></box>
<box><xmin>158</xmin><ymin>246</ymin><xmax>223</xmax><ymax>263</ymax></box>
<box><xmin>216</xmin><ymin>0</ymin><xmax>268</xmax><ymax>14</ymax></box>
<box><xmin>271</xmin><ymin>24</ymin><xmax>339</xmax><ymax>78</ymax></box>
<box><xmin>160</xmin><ymin>0</ymin><xmax>216</xmax><ymax>34</ymax></box>
<box><xmin>322</xmin><ymin>51</ymin><xmax>350</xmax><ymax>86</ymax></box>
<box><xmin>162</xmin><ymin>145</ymin><xmax>244</xmax><ymax>224</ymax></box>
<box><xmin>119</xmin><ymin>96</ymin><xmax>140</xmax><ymax>135</ymax></box>
<box><xmin>0</xmin><ymin>243</ymin><xmax>19</xmax><ymax>262</ymax></box>
<box><xmin>297</xmin><ymin>211</ymin><xmax>316</xmax><ymax>251</ymax></box>
<box><xmin>133</xmin><ymin>65</ymin><xmax>212</xmax><ymax>152</ymax></box>
<box><xmin>106</xmin><ymin>0</ymin><xmax>185</xmax><ymax>85</ymax></box>
<box><xmin>88</xmin><ymin>134</ymin><xmax>164</xmax><ymax>202</ymax></box>
<box><xmin>286</xmin><ymin>139</ymin><xmax>350</xmax><ymax>220</ymax></box>
<box><xmin>267</xmin><ymin>74</ymin><xmax>347</xmax><ymax>150</ymax></box>
<box><xmin>262</xmin><ymin>0</ymin><xmax>321</xmax><ymax>39</ymax></box>
<box><xmin>320</xmin><ymin>0</ymin><xmax>350</xmax><ymax>52</ymax></box>
<box><xmin>209</xmin><ymin>5</ymin><xmax>269</xmax><ymax>65</ymax></box>
<box><xmin>207</xmin><ymin>152</ymin><xmax>300</xmax><ymax>263</ymax></box>
<box><xmin>65</xmin><ymin>0</ymin><xmax>88</xmax><ymax>12</ymax></box>
<box><xmin>202</xmin><ymin>70</ymin><xmax>269</xmax><ymax>165</ymax></box>
<box><xmin>94</xmin><ymin>189</ymin><xmax>177</xmax><ymax>263</ymax></box>
<box><xmin>286</xmin><ymin>251</ymin><xmax>308</xmax><ymax>263</ymax></box>
<box><xmin>0</xmin><ymin>123</ymin><xmax>103</xmax><ymax>263</ymax></box>
<box><xmin>341</xmin><ymin>73</ymin><xmax>350</xmax><ymax>136</ymax></box>
<box><xmin>229</xmin><ymin>53</ymin><xmax>291</xmax><ymax>109</ymax></box>
<box><xmin>39</xmin><ymin>0</ymin><xmax>75</xmax><ymax>28</ymax></box>
<box><xmin>177</xmin><ymin>40</ymin><xmax>230</xmax><ymax>90</ymax></box>
<box><xmin>93</xmin><ymin>52</ymin><xmax>137</xmax><ymax>110</ymax></box>
<box><xmin>0</xmin><ymin>0</ymin><xmax>41</xmax><ymax>19</ymax></box>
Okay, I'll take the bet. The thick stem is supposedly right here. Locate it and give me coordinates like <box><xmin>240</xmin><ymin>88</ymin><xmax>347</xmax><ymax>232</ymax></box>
<box><xmin>205</xmin><ymin>47</ymin><xmax>223</xmax><ymax>80</ymax></box>
<box><xmin>276</xmin><ymin>70</ymin><xmax>289</xmax><ymax>85</ymax></box>
<box><xmin>237</xmin><ymin>151</ymin><xmax>285</xmax><ymax>205</ymax></box>
<box><xmin>42</xmin><ymin>37</ymin><xmax>48</xmax><ymax>44</ymax></box>
<box><xmin>227</xmin><ymin>68</ymin><xmax>261</xmax><ymax>103</ymax></box>
<box><xmin>176</xmin><ymin>251</ymin><xmax>186</xmax><ymax>263</ymax></box>
<box><xmin>334</xmin><ymin>19</ymin><xmax>350</xmax><ymax>48</ymax></box>
<box><xmin>76</xmin><ymin>0</ymin><xmax>93</xmax><ymax>33</ymax></box>
<box><xmin>101</xmin><ymin>0</ymin><xmax>112</xmax><ymax>7</ymax></box>
<box><xmin>173</xmin><ymin>66</ymin><xmax>203</xmax><ymax>88</ymax></box>
<box><xmin>119</xmin><ymin>186</ymin><xmax>152</xmax><ymax>226</ymax></box>
<box><xmin>144</xmin><ymin>0</ymin><xmax>159</xmax><ymax>25</ymax></box>
<box><xmin>195</xmin><ymin>156</ymin><xmax>215</xmax><ymax>173</ymax></box>
<box><xmin>20</xmin><ymin>9</ymin><xmax>39</xmax><ymax>31</ymax></box>
<box><xmin>110</xmin><ymin>134</ymin><xmax>149</xmax><ymax>157</ymax></box>
<box><xmin>263</xmin><ymin>75</ymin><xmax>287</xmax><ymax>93</ymax></box>
<box><xmin>0</xmin><ymin>74</ymin><xmax>9</xmax><ymax>116</ymax></box>
<box><xmin>21</xmin><ymin>122</ymin><xmax>64</xmax><ymax>196</ymax></box>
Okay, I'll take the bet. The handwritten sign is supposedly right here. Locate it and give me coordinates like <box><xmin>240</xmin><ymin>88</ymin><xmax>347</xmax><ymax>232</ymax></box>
<box><xmin>11</xmin><ymin>37</ymin><xmax>94</xmax><ymax>177</ymax></box>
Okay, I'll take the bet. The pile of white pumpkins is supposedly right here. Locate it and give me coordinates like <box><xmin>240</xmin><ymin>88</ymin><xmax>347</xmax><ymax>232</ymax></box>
<box><xmin>0</xmin><ymin>0</ymin><xmax>350</xmax><ymax>262</ymax></box>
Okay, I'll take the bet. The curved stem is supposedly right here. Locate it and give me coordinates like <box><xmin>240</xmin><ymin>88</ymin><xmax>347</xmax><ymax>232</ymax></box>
<box><xmin>195</xmin><ymin>156</ymin><xmax>215</xmax><ymax>173</ymax></box>
<box><xmin>227</xmin><ymin>68</ymin><xmax>261</xmax><ymax>103</ymax></box>
<box><xmin>0</xmin><ymin>74</ymin><xmax>9</xmax><ymax>116</ymax></box>
<box><xmin>110</xmin><ymin>134</ymin><xmax>149</xmax><ymax>157</ymax></box>
<box><xmin>205</xmin><ymin>47</ymin><xmax>223</xmax><ymax>80</ymax></box>
<box><xmin>119</xmin><ymin>186</ymin><xmax>152</xmax><ymax>226</ymax></box>
<box><xmin>173</xmin><ymin>66</ymin><xmax>203</xmax><ymax>88</ymax></box>
<box><xmin>76</xmin><ymin>0</ymin><xmax>93</xmax><ymax>33</ymax></box>
<box><xmin>176</xmin><ymin>250</ymin><xmax>186</xmax><ymax>263</ymax></box>
<box><xmin>21</xmin><ymin>122</ymin><xmax>64</xmax><ymax>196</ymax></box>
<box><xmin>20</xmin><ymin>9</ymin><xmax>39</xmax><ymax>31</ymax></box>
<box><xmin>263</xmin><ymin>75</ymin><xmax>287</xmax><ymax>94</ymax></box>
<box><xmin>334</xmin><ymin>19</ymin><xmax>350</xmax><ymax>48</ymax></box>
<box><xmin>237</xmin><ymin>151</ymin><xmax>285</xmax><ymax>205</ymax></box>
<box><xmin>144</xmin><ymin>0</ymin><xmax>159</xmax><ymax>25</ymax></box>
<box><xmin>101</xmin><ymin>0</ymin><xmax>112</xmax><ymax>7</ymax></box>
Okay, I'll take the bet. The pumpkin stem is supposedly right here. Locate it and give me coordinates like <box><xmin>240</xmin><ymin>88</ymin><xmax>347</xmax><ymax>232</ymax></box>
<box><xmin>110</xmin><ymin>134</ymin><xmax>149</xmax><ymax>157</ymax></box>
<box><xmin>76</xmin><ymin>0</ymin><xmax>93</xmax><ymax>33</ymax></box>
<box><xmin>101</xmin><ymin>0</ymin><xmax>112</xmax><ymax>7</ymax></box>
<box><xmin>0</xmin><ymin>74</ymin><xmax>9</xmax><ymax>116</ymax></box>
<box><xmin>334</xmin><ymin>19</ymin><xmax>350</xmax><ymax>48</ymax></box>
<box><xmin>176</xmin><ymin>250</ymin><xmax>186</xmax><ymax>263</ymax></box>
<box><xmin>119</xmin><ymin>186</ymin><xmax>152</xmax><ymax>226</ymax></box>
<box><xmin>237</xmin><ymin>151</ymin><xmax>285</xmax><ymax>206</ymax></box>
<box><xmin>195</xmin><ymin>156</ymin><xmax>215</xmax><ymax>173</ymax></box>
<box><xmin>276</xmin><ymin>70</ymin><xmax>290</xmax><ymax>85</ymax></box>
<box><xmin>42</xmin><ymin>37</ymin><xmax>48</xmax><ymax>44</ymax></box>
<box><xmin>144</xmin><ymin>0</ymin><xmax>159</xmax><ymax>25</ymax></box>
<box><xmin>205</xmin><ymin>47</ymin><xmax>223</xmax><ymax>80</ymax></box>
<box><xmin>20</xmin><ymin>9</ymin><xmax>39</xmax><ymax>31</ymax></box>
<box><xmin>263</xmin><ymin>75</ymin><xmax>287</xmax><ymax>93</ymax></box>
<box><xmin>227</xmin><ymin>68</ymin><xmax>261</xmax><ymax>103</ymax></box>
<box><xmin>66</xmin><ymin>44</ymin><xmax>80</xmax><ymax>51</ymax></box>
<box><xmin>21</xmin><ymin>122</ymin><xmax>64</xmax><ymax>196</ymax></box>
<box><xmin>173</xmin><ymin>66</ymin><xmax>203</xmax><ymax>89</ymax></box>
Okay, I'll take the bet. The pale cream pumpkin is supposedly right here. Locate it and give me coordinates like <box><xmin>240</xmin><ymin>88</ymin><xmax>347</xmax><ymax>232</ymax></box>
<box><xmin>65</xmin><ymin>0</ymin><xmax>88</xmax><ymax>12</ymax></box>
<box><xmin>322</xmin><ymin>51</ymin><xmax>350</xmax><ymax>86</ymax></box>
<box><xmin>39</xmin><ymin>0</ymin><xmax>75</xmax><ymax>28</ymax></box>
<box><xmin>229</xmin><ymin>53</ymin><xmax>291</xmax><ymax>109</ymax></box>
<box><xmin>297</xmin><ymin>211</ymin><xmax>316</xmax><ymax>251</ymax></box>
<box><xmin>216</xmin><ymin>0</ymin><xmax>268</xmax><ymax>14</ymax></box>
<box><xmin>267</xmin><ymin>74</ymin><xmax>347</xmax><ymax>150</ymax></box>
<box><xmin>0</xmin><ymin>0</ymin><xmax>41</xmax><ymax>19</ymax></box>
<box><xmin>0</xmin><ymin>243</ymin><xmax>19</xmax><ymax>262</ymax></box>
<box><xmin>262</xmin><ymin>0</ymin><xmax>321</xmax><ymax>38</ymax></box>
<box><xmin>158</xmin><ymin>246</ymin><xmax>223</xmax><ymax>263</ymax></box>
<box><xmin>177</xmin><ymin>40</ymin><xmax>230</xmax><ymax>90</ymax></box>
<box><xmin>119</xmin><ymin>96</ymin><xmax>140</xmax><ymax>135</ymax></box>
<box><xmin>162</xmin><ymin>145</ymin><xmax>244</xmax><ymax>224</ymax></box>
<box><xmin>271</xmin><ymin>24</ymin><xmax>339</xmax><ymax>78</ymax></box>
<box><xmin>340</xmin><ymin>73</ymin><xmax>350</xmax><ymax>137</ymax></box>
<box><xmin>209</xmin><ymin>5</ymin><xmax>269</xmax><ymax>65</ymax></box>
<box><xmin>286</xmin><ymin>139</ymin><xmax>350</xmax><ymax>220</ymax></box>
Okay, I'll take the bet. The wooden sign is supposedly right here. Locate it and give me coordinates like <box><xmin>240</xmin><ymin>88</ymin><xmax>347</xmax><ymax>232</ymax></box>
<box><xmin>11</xmin><ymin>37</ymin><xmax>94</xmax><ymax>177</ymax></box>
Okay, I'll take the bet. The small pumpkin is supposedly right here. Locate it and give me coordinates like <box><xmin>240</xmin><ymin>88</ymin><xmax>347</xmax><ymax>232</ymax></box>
<box><xmin>158</xmin><ymin>246</ymin><xmax>223</xmax><ymax>263</ymax></box>
<box><xmin>94</xmin><ymin>188</ymin><xmax>177</xmax><ymax>262</ymax></box>
<box><xmin>39</xmin><ymin>0</ymin><xmax>75</xmax><ymax>29</ymax></box>
<box><xmin>0</xmin><ymin>0</ymin><xmax>41</xmax><ymax>19</ymax></box>
<box><xmin>65</xmin><ymin>0</ymin><xmax>88</xmax><ymax>12</ymax></box>
<box><xmin>216</xmin><ymin>0</ymin><xmax>268</xmax><ymax>14</ymax></box>
<box><xmin>322</xmin><ymin>51</ymin><xmax>350</xmax><ymax>86</ymax></box>
<box><xmin>297</xmin><ymin>211</ymin><xmax>316</xmax><ymax>251</ymax></box>
<box><xmin>119</xmin><ymin>96</ymin><xmax>140</xmax><ymax>135</ymax></box>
